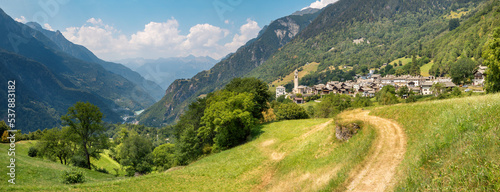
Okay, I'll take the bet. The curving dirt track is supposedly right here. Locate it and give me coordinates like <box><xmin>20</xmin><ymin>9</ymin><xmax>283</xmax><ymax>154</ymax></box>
<box><xmin>340</xmin><ymin>109</ymin><xmax>407</xmax><ymax>192</ymax></box>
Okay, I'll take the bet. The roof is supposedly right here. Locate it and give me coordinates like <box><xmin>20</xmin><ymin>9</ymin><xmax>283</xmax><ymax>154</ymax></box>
<box><xmin>276</xmin><ymin>86</ymin><xmax>285</xmax><ymax>89</ymax></box>
<box><xmin>422</xmin><ymin>82</ymin><xmax>434</xmax><ymax>86</ymax></box>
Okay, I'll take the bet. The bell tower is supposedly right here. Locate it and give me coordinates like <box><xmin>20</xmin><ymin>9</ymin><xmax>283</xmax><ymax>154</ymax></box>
<box><xmin>293</xmin><ymin>69</ymin><xmax>299</xmax><ymax>93</ymax></box>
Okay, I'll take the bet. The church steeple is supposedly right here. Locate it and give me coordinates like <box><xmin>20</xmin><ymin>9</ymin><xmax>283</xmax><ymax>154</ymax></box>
<box><xmin>293</xmin><ymin>69</ymin><xmax>299</xmax><ymax>93</ymax></box>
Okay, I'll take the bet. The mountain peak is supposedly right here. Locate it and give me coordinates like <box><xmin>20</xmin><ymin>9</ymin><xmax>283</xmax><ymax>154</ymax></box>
<box><xmin>26</xmin><ymin>22</ymin><xmax>44</xmax><ymax>30</ymax></box>
<box><xmin>292</xmin><ymin>8</ymin><xmax>320</xmax><ymax>16</ymax></box>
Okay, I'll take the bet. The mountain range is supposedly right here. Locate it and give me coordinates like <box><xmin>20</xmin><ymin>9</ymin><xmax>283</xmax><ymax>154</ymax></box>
<box><xmin>117</xmin><ymin>55</ymin><xmax>218</xmax><ymax>89</ymax></box>
<box><xmin>0</xmin><ymin>8</ymin><xmax>160</xmax><ymax>131</ymax></box>
<box><xmin>24</xmin><ymin>22</ymin><xmax>165</xmax><ymax>101</ymax></box>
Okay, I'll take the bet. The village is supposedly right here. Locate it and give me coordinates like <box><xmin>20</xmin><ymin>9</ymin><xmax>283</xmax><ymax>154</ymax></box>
<box><xmin>276</xmin><ymin>65</ymin><xmax>488</xmax><ymax>104</ymax></box>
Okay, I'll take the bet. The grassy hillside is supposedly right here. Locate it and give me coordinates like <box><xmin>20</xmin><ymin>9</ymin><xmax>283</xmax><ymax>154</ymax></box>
<box><xmin>0</xmin><ymin>141</ymin><xmax>119</xmax><ymax>191</ymax></box>
<box><xmin>372</xmin><ymin>94</ymin><xmax>500</xmax><ymax>191</ymax></box>
<box><xmin>420</xmin><ymin>61</ymin><xmax>434</xmax><ymax>77</ymax></box>
<box><xmin>10</xmin><ymin>119</ymin><xmax>375</xmax><ymax>191</ymax></box>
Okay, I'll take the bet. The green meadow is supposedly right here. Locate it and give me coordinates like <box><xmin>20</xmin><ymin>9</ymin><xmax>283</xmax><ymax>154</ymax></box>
<box><xmin>372</xmin><ymin>93</ymin><xmax>500</xmax><ymax>191</ymax></box>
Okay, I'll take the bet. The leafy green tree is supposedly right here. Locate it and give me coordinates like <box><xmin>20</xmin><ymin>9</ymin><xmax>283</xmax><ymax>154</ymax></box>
<box><xmin>0</xmin><ymin>121</ymin><xmax>8</xmax><ymax>137</ymax></box>
<box><xmin>224</xmin><ymin>77</ymin><xmax>271</xmax><ymax>119</ymax></box>
<box><xmin>61</xmin><ymin>102</ymin><xmax>108</xmax><ymax>169</ymax></box>
<box><xmin>117</xmin><ymin>134</ymin><xmax>154</xmax><ymax>175</ymax></box>
<box><xmin>431</xmin><ymin>82</ymin><xmax>445</xmax><ymax>96</ymax></box>
<box><xmin>274</xmin><ymin>103</ymin><xmax>309</xmax><ymax>120</ymax></box>
<box><xmin>198</xmin><ymin>91</ymin><xmax>257</xmax><ymax>151</ymax></box>
<box><xmin>483</xmin><ymin>27</ymin><xmax>500</xmax><ymax>93</ymax></box>
<box><xmin>352</xmin><ymin>94</ymin><xmax>373</xmax><ymax>108</ymax></box>
<box><xmin>410</xmin><ymin>54</ymin><xmax>420</xmax><ymax>76</ymax></box>
<box><xmin>174</xmin><ymin>125</ymin><xmax>202</xmax><ymax>165</ymax></box>
<box><xmin>315</xmin><ymin>94</ymin><xmax>352</xmax><ymax>118</ymax></box>
<box><xmin>396</xmin><ymin>86</ymin><xmax>411</xmax><ymax>98</ymax></box>
<box><xmin>37</xmin><ymin>127</ymin><xmax>76</xmax><ymax>165</ymax></box>
<box><xmin>450</xmin><ymin>57</ymin><xmax>477</xmax><ymax>85</ymax></box>
<box><xmin>451</xmin><ymin>87</ymin><xmax>462</xmax><ymax>97</ymax></box>
<box><xmin>449</xmin><ymin>18</ymin><xmax>460</xmax><ymax>31</ymax></box>
<box><xmin>377</xmin><ymin>85</ymin><xmax>399</xmax><ymax>105</ymax></box>
<box><xmin>152</xmin><ymin>143</ymin><xmax>175</xmax><ymax>171</ymax></box>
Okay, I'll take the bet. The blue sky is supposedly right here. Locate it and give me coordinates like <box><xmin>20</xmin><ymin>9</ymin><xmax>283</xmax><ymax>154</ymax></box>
<box><xmin>0</xmin><ymin>0</ymin><xmax>338</xmax><ymax>60</ymax></box>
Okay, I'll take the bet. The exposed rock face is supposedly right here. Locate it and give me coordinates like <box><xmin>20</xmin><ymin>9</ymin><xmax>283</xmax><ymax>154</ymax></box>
<box><xmin>335</xmin><ymin>122</ymin><xmax>361</xmax><ymax>141</ymax></box>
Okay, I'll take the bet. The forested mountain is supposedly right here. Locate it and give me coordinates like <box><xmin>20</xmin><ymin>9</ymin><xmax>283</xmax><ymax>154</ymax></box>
<box><xmin>248</xmin><ymin>0</ymin><xmax>496</xmax><ymax>82</ymax></box>
<box><xmin>0</xmin><ymin>8</ymin><xmax>156</xmax><ymax>131</ymax></box>
<box><xmin>138</xmin><ymin>11</ymin><xmax>322</xmax><ymax>126</ymax></box>
<box><xmin>25</xmin><ymin>22</ymin><xmax>165</xmax><ymax>101</ymax></box>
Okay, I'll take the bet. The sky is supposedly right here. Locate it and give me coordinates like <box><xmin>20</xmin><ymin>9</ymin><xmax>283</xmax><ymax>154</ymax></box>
<box><xmin>0</xmin><ymin>0</ymin><xmax>338</xmax><ymax>61</ymax></box>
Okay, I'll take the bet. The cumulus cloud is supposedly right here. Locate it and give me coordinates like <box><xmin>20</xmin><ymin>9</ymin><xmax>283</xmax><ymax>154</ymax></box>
<box><xmin>61</xmin><ymin>18</ymin><xmax>261</xmax><ymax>60</ymax></box>
<box><xmin>14</xmin><ymin>16</ymin><xmax>27</xmax><ymax>23</ymax></box>
<box><xmin>302</xmin><ymin>0</ymin><xmax>339</xmax><ymax>10</ymax></box>
<box><xmin>44</xmin><ymin>23</ymin><xmax>55</xmax><ymax>31</ymax></box>
<box><xmin>224</xmin><ymin>19</ymin><xmax>261</xmax><ymax>51</ymax></box>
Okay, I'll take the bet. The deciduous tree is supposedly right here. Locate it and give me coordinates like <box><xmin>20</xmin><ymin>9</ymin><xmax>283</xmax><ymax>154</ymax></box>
<box><xmin>483</xmin><ymin>27</ymin><xmax>500</xmax><ymax>93</ymax></box>
<box><xmin>61</xmin><ymin>102</ymin><xmax>108</xmax><ymax>169</ymax></box>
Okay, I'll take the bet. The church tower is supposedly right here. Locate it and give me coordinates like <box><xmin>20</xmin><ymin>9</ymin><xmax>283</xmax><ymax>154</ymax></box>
<box><xmin>293</xmin><ymin>69</ymin><xmax>299</xmax><ymax>93</ymax></box>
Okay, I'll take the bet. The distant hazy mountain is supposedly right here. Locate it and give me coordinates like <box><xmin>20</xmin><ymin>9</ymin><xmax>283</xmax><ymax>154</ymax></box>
<box><xmin>0</xmin><ymin>8</ymin><xmax>155</xmax><ymax>131</ymax></box>
<box><xmin>25</xmin><ymin>22</ymin><xmax>165</xmax><ymax>101</ymax></box>
<box><xmin>118</xmin><ymin>55</ymin><xmax>217</xmax><ymax>89</ymax></box>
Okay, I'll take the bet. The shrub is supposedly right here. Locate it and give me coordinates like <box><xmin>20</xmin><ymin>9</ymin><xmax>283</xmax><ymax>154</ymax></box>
<box><xmin>28</xmin><ymin>146</ymin><xmax>38</xmax><ymax>157</ymax></box>
<box><xmin>61</xmin><ymin>169</ymin><xmax>85</xmax><ymax>184</ymax></box>
<box><xmin>274</xmin><ymin>103</ymin><xmax>309</xmax><ymax>120</ymax></box>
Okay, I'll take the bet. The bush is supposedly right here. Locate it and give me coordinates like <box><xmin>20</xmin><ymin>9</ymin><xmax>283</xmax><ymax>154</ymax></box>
<box><xmin>28</xmin><ymin>146</ymin><xmax>38</xmax><ymax>157</ymax></box>
<box><xmin>274</xmin><ymin>103</ymin><xmax>309</xmax><ymax>120</ymax></box>
<box><xmin>61</xmin><ymin>169</ymin><xmax>85</xmax><ymax>184</ymax></box>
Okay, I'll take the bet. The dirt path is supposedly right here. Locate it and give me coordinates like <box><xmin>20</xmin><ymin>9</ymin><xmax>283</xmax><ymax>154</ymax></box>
<box><xmin>340</xmin><ymin>109</ymin><xmax>407</xmax><ymax>192</ymax></box>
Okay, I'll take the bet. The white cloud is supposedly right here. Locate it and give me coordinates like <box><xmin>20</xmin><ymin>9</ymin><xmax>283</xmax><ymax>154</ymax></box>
<box><xmin>224</xmin><ymin>19</ymin><xmax>261</xmax><ymax>51</ymax></box>
<box><xmin>86</xmin><ymin>18</ymin><xmax>103</xmax><ymax>26</ymax></box>
<box><xmin>15</xmin><ymin>16</ymin><xmax>27</xmax><ymax>23</ymax></box>
<box><xmin>224</xmin><ymin>20</ymin><xmax>229</xmax><ymax>24</ymax></box>
<box><xmin>62</xmin><ymin>18</ymin><xmax>260</xmax><ymax>60</ymax></box>
<box><xmin>130</xmin><ymin>19</ymin><xmax>185</xmax><ymax>47</ymax></box>
<box><xmin>44</xmin><ymin>23</ymin><xmax>54</xmax><ymax>31</ymax></box>
<box><xmin>302</xmin><ymin>0</ymin><xmax>339</xmax><ymax>10</ymax></box>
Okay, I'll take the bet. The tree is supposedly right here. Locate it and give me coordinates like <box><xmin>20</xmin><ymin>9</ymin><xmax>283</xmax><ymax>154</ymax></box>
<box><xmin>377</xmin><ymin>85</ymin><xmax>399</xmax><ymax>105</ymax></box>
<box><xmin>449</xmin><ymin>18</ymin><xmax>460</xmax><ymax>31</ymax></box>
<box><xmin>483</xmin><ymin>27</ymin><xmax>500</xmax><ymax>93</ymax></box>
<box><xmin>431</xmin><ymin>82</ymin><xmax>445</xmax><ymax>97</ymax></box>
<box><xmin>117</xmin><ymin>134</ymin><xmax>154</xmax><ymax>175</ymax></box>
<box><xmin>37</xmin><ymin>127</ymin><xmax>76</xmax><ymax>165</ymax></box>
<box><xmin>352</xmin><ymin>94</ymin><xmax>372</xmax><ymax>108</ymax></box>
<box><xmin>152</xmin><ymin>143</ymin><xmax>175</xmax><ymax>171</ymax></box>
<box><xmin>1</xmin><ymin>131</ymin><xmax>8</xmax><ymax>143</ymax></box>
<box><xmin>451</xmin><ymin>87</ymin><xmax>462</xmax><ymax>97</ymax></box>
<box><xmin>224</xmin><ymin>77</ymin><xmax>271</xmax><ymax>119</ymax></box>
<box><xmin>174</xmin><ymin>125</ymin><xmax>202</xmax><ymax>165</ymax></box>
<box><xmin>0</xmin><ymin>121</ymin><xmax>9</xmax><ymax>137</ymax></box>
<box><xmin>198</xmin><ymin>91</ymin><xmax>257</xmax><ymax>151</ymax></box>
<box><xmin>409</xmin><ymin>54</ymin><xmax>420</xmax><ymax>76</ymax></box>
<box><xmin>396</xmin><ymin>86</ymin><xmax>411</xmax><ymax>98</ymax></box>
<box><xmin>450</xmin><ymin>57</ymin><xmax>476</xmax><ymax>85</ymax></box>
<box><xmin>315</xmin><ymin>94</ymin><xmax>352</xmax><ymax>118</ymax></box>
<box><xmin>274</xmin><ymin>103</ymin><xmax>309</xmax><ymax>120</ymax></box>
<box><xmin>61</xmin><ymin>102</ymin><xmax>108</xmax><ymax>169</ymax></box>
